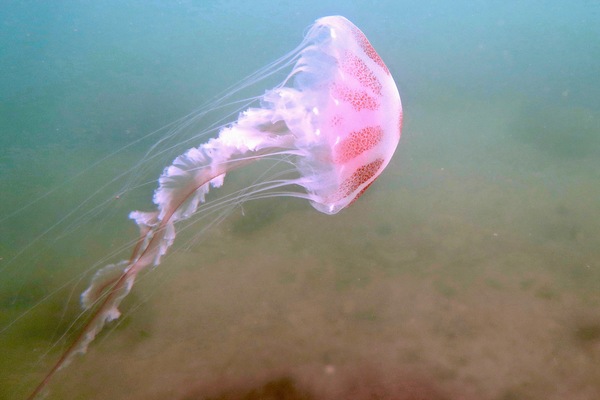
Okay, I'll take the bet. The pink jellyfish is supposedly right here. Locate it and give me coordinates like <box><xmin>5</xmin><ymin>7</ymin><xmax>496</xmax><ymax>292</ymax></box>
<box><xmin>28</xmin><ymin>15</ymin><xmax>402</xmax><ymax>398</ymax></box>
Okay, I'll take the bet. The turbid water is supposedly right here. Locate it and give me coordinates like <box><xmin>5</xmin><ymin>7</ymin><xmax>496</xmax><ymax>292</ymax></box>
<box><xmin>1</xmin><ymin>1</ymin><xmax>599</xmax><ymax>399</ymax></box>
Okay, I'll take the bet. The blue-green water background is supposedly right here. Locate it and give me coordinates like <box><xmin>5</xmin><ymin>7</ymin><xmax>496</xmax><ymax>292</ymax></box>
<box><xmin>1</xmin><ymin>1</ymin><xmax>599</xmax><ymax>399</ymax></box>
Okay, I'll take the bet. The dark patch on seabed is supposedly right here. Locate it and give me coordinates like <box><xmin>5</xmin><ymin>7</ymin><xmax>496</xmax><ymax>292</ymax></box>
<box><xmin>199</xmin><ymin>377</ymin><xmax>313</xmax><ymax>400</ymax></box>
<box><xmin>181</xmin><ymin>369</ymin><xmax>464</xmax><ymax>400</ymax></box>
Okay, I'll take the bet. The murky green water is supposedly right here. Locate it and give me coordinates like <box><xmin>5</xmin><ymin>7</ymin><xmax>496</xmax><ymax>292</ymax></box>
<box><xmin>1</xmin><ymin>1</ymin><xmax>599</xmax><ymax>399</ymax></box>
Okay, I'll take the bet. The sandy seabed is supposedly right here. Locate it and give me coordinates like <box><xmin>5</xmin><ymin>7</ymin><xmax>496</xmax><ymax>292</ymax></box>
<box><xmin>7</xmin><ymin>95</ymin><xmax>600</xmax><ymax>400</ymax></box>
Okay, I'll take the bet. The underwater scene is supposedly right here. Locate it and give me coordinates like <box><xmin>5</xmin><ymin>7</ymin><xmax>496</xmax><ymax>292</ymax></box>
<box><xmin>1</xmin><ymin>1</ymin><xmax>599</xmax><ymax>399</ymax></box>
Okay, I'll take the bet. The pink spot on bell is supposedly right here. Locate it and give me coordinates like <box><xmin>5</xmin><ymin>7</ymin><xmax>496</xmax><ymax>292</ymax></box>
<box><xmin>333</xmin><ymin>126</ymin><xmax>384</xmax><ymax>164</ymax></box>
<box><xmin>341</xmin><ymin>51</ymin><xmax>383</xmax><ymax>96</ymax></box>
<box><xmin>349</xmin><ymin>25</ymin><xmax>391</xmax><ymax>75</ymax></box>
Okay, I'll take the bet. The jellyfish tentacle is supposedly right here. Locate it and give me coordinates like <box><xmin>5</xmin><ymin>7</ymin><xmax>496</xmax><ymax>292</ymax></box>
<box><xmin>26</xmin><ymin>109</ymin><xmax>298</xmax><ymax>400</ymax></box>
<box><xmin>93</xmin><ymin>110</ymin><xmax>294</xmax><ymax>342</ymax></box>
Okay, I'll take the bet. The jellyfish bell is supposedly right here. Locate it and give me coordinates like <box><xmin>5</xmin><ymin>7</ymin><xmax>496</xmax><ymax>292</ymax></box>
<box><xmin>267</xmin><ymin>15</ymin><xmax>402</xmax><ymax>214</ymax></box>
<box><xmin>24</xmin><ymin>15</ymin><xmax>401</xmax><ymax>398</ymax></box>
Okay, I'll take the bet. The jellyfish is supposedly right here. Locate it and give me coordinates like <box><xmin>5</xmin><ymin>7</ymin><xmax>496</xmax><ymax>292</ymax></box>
<box><xmin>26</xmin><ymin>15</ymin><xmax>402</xmax><ymax>398</ymax></box>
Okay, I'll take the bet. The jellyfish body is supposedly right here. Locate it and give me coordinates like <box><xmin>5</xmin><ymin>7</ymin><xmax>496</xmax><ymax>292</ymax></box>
<box><xmin>29</xmin><ymin>15</ymin><xmax>401</xmax><ymax>399</ymax></box>
<box><xmin>286</xmin><ymin>16</ymin><xmax>402</xmax><ymax>214</ymax></box>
